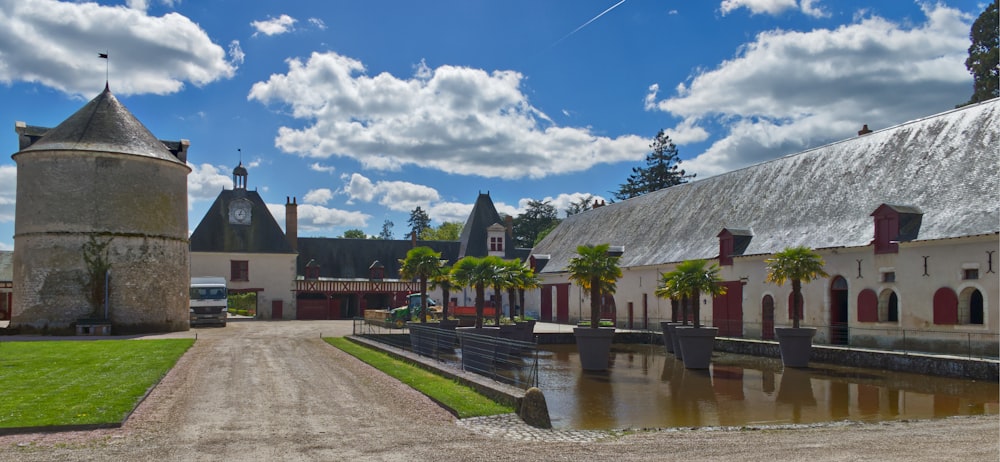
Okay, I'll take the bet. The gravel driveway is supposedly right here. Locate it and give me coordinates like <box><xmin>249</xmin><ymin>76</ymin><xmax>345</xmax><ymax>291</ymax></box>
<box><xmin>0</xmin><ymin>320</ymin><xmax>996</xmax><ymax>461</ymax></box>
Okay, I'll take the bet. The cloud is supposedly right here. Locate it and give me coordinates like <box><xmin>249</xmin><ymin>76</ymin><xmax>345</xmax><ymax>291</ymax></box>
<box><xmin>267</xmin><ymin>203</ymin><xmax>370</xmax><ymax>234</ymax></box>
<box><xmin>427</xmin><ymin>201</ymin><xmax>475</xmax><ymax>225</ymax></box>
<box><xmin>0</xmin><ymin>0</ymin><xmax>236</xmax><ymax>97</ymax></box>
<box><xmin>341</xmin><ymin>173</ymin><xmax>440</xmax><ymax>212</ymax></box>
<box><xmin>187</xmin><ymin>163</ymin><xmax>231</xmax><ymax>205</ymax></box>
<box><xmin>248</xmin><ymin>52</ymin><xmax>649</xmax><ymax>179</ymax></box>
<box><xmin>719</xmin><ymin>0</ymin><xmax>828</xmax><ymax>17</ymax></box>
<box><xmin>252</xmin><ymin>14</ymin><xmax>297</xmax><ymax>37</ymax></box>
<box><xmin>309</xmin><ymin>162</ymin><xmax>336</xmax><ymax>174</ymax></box>
<box><xmin>303</xmin><ymin>188</ymin><xmax>334</xmax><ymax>205</ymax></box>
<box><xmin>648</xmin><ymin>4</ymin><xmax>972</xmax><ymax>177</ymax></box>
<box><xmin>228</xmin><ymin>40</ymin><xmax>245</xmax><ymax>66</ymax></box>
<box><xmin>308</xmin><ymin>18</ymin><xmax>326</xmax><ymax>30</ymax></box>
<box><xmin>0</xmin><ymin>165</ymin><xmax>15</xmax><ymax>223</ymax></box>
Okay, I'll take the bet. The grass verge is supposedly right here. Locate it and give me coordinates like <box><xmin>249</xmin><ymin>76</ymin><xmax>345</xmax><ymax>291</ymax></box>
<box><xmin>0</xmin><ymin>339</ymin><xmax>195</xmax><ymax>429</ymax></box>
<box><xmin>325</xmin><ymin>337</ymin><xmax>513</xmax><ymax>418</ymax></box>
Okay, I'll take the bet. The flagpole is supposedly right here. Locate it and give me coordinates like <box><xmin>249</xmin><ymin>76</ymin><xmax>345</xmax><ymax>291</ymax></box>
<box><xmin>98</xmin><ymin>50</ymin><xmax>109</xmax><ymax>87</ymax></box>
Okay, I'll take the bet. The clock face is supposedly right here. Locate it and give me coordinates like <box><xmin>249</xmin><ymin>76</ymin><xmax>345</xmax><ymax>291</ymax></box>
<box><xmin>229</xmin><ymin>201</ymin><xmax>252</xmax><ymax>225</ymax></box>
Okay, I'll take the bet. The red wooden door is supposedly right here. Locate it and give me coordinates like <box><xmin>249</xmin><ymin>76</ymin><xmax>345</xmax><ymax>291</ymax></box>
<box><xmin>712</xmin><ymin>281</ymin><xmax>743</xmax><ymax>337</ymax></box>
<box><xmin>555</xmin><ymin>283</ymin><xmax>570</xmax><ymax>324</ymax></box>
<box><xmin>761</xmin><ymin>295</ymin><xmax>774</xmax><ymax>340</ymax></box>
<box><xmin>329</xmin><ymin>298</ymin><xmax>341</xmax><ymax>319</ymax></box>
<box><xmin>540</xmin><ymin>285</ymin><xmax>553</xmax><ymax>322</ymax></box>
<box><xmin>271</xmin><ymin>300</ymin><xmax>283</xmax><ymax>320</ymax></box>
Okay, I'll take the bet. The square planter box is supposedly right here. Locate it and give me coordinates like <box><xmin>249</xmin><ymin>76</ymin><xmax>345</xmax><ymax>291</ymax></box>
<box><xmin>573</xmin><ymin>327</ymin><xmax>615</xmax><ymax>371</ymax></box>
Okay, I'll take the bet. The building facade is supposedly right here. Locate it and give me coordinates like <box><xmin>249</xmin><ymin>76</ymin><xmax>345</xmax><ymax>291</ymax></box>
<box><xmin>528</xmin><ymin>100</ymin><xmax>999</xmax><ymax>356</ymax></box>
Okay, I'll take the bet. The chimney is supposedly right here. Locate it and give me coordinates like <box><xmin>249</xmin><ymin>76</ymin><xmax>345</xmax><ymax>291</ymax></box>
<box><xmin>411</xmin><ymin>230</ymin><xmax>417</xmax><ymax>248</ymax></box>
<box><xmin>504</xmin><ymin>215</ymin><xmax>514</xmax><ymax>236</ymax></box>
<box><xmin>285</xmin><ymin>196</ymin><xmax>298</xmax><ymax>251</ymax></box>
<box><xmin>858</xmin><ymin>124</ymin><xmax>872</xmax><ymax>136</ymax></box>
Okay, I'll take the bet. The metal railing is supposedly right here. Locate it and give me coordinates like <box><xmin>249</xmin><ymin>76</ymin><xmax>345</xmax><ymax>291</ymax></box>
<box><xmin>352</xmin><ymin>318</ymin><xmax>540</xmax><ymax>388</ymax></box>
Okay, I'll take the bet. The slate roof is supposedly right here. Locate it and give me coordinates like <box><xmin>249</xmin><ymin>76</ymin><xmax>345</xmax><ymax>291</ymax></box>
<box><xmin>0</xmin><ymin>251</ymin><xmax>12</xmax><ymax>282</ymax></box>
<box><xmin>296</xmin><ymin>238</ymin><xmax>460</xmax><ymax>279</ymax></box>
<box><xmin>190</xmin><ymin>189</ymin><xmax>296</xmax><ymax>254</ymax></box>
<box><xmin>531</xmin><ymin>99</ymin><xmax>1000</xmax><ymax>273</ymax></box>
<box><xmin>15</xmin><ymin>86</ymin><xmax>187</xmax><ymax>166</ymax></box>
<box><xmin>458</xmin><ymin>192</ymin><xmax>518</xmax><ymax>259</ymax></box>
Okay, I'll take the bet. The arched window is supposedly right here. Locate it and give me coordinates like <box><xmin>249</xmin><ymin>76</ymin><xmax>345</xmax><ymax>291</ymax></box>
<box><xmin>878</xmin><ymin>289</ymin><xmax>899</xmax><ymax>323</ymax></box>
<box><xmin>958</xmin><ymin>287</ymin><xmax>985</xmax><ymax>325</ymax></box>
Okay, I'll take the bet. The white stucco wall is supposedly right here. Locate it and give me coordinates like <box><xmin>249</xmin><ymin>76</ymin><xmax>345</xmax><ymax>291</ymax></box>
<box><xmin>529</xmin><ymin>235</ymin><xmax>998</xmax><ymax>353</ymax></box>
<box><xmin>190</xmin><ymin>252</ymin><xmax>297</xmax><ymax>319</ymax></box>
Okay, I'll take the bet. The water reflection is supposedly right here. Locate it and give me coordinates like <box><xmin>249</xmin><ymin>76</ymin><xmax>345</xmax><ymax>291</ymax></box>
<box><xmin>534</xmin><ymin>344</ymin><xmax>999</xmax><ymax>430</ymax></box>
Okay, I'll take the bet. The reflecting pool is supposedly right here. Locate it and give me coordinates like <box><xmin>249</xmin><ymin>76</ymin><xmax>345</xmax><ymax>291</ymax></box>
<box><xmin>532</xmin><ymin>344</ymin><xmax>998</xmax><ymax>430</ymax></box>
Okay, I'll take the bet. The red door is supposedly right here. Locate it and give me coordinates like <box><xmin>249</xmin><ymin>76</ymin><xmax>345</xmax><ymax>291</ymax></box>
<box><xmin>712</xmin><ymin>281</ymin><xmax>743</xmax><ymax>337</ymax></box>
<box><xmin>297</xmin><ymin>299</ymin><xmax>329</xmax><ymax>320</ymax></box>
<box><xmin>271</xmin><ymin>300</ymin><xmax>283</xmax><ymax>320</ymax></box>
<box><xmin>540</xmin><ymin>285</ymin><xmax>553</xmax><ymax>322</ymax></box>
<box><xmin>761</xmin><ymin>295</ymin><xmax>774</xmax><ymax>340</ymax></box>
<box><xmin>555</xmin><ymin>283</ymin><xmax>570</xmax><ymax>324</ymax></box>
<box><xmin>329</xmin><ymin>298</ymin><xmax>341</xmax><ymax>319</ymax></box>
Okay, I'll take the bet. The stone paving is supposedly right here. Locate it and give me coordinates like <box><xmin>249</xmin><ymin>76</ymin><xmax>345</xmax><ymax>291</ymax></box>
<box><xmin>457</xmin><ymin>413</ymin><xmax>620</xmax><ymax>442</ymax></box>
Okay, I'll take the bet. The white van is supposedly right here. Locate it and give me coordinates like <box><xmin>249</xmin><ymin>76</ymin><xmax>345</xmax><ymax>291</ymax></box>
<box><xmin>190</xmin><ymin>277</ymin><xmax>228</xmax><ymax>327</ymax></box>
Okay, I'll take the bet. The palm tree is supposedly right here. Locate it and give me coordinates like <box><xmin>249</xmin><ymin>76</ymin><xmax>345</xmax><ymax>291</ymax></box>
<box><xmin>399</xmin><ymin>246</ymin><xmax>443</xmax><ymax>323</ymax></box>
<box><xmin>451</xmin><ymin>256</ymin><xmax>505</xmax><ymax>328</ymax></box>
<box><xmin>765</xmin><ymin>246</ymin><xmax>829</xmax><ymax>329</ymax></box>
<box><xmin>488</xmin><ymin>259</ymin><xmax>514</xmax><ymax>325</ymax></box>
<box><xmin>566</xmin><ymin>244</ymin><xmax>623</xmax><ymax>329</ymax></box>
<box><xmin>429</xmin><ymin>263</ymin><xmax>453</xmax><ymax>319</ymax></box>
<box><xmin>656</xmin><ymin>259</ymin><xmax>726</xmax><ymax>328</ymax></box>
<box><xmin>507</xmin><ymin>262</ymin><xmax>540</xmax><ymax>320</ymax></box>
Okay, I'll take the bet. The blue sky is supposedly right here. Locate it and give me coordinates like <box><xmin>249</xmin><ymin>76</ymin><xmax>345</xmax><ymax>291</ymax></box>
<box><xmin>0</xmin><ymin>0</ymin><xmax>987</xmax><ymax>249</ymax></box>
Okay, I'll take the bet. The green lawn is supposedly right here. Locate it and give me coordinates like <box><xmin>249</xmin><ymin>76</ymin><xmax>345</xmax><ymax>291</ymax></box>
<box><xmin>325</xmin><ymin>337</ymin><xmax>514</xmax><ymax>418</ymax></box>
<box><xmin>0</xmin><ymin>339</ymin><xmax>194</xmax><ymax>429</ymax></box>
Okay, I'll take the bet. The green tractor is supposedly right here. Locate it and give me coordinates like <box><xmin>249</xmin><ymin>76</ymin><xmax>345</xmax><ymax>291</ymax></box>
<box><xmin>387</xmin><ymin>293</ymin><xmax>440</xmax><ymax>328</ymax></box>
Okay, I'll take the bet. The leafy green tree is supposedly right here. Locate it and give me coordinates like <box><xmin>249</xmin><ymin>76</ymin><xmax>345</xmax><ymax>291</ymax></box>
<box><xmin>422</xmin><ymin>221</ymin><xmax>463</xmax><ymax>241</ymax></box>
<box><xmin>341</xmin><ymin>229</ymin><xmax>368</xmax><ymax>239</ymax></box>
<box><xmin>513</xmin><ymin>200</ymin><xmax>559</xmax><ymax>248</ymax></box>
<box><xmin>765</xmin><ymin>246</ymin><xmax>829</xmax><ymax>329</ymax></box>
<box><xmin>656</xmin><ymin>259</ymin><xmax>726</xmax><ymax>329</ymax></box>
<box><xmin>964</xmin><ymin>0</ymin><xmax>999</xmax><ymax>105</ymax></box>
<box><xmin>399</xmin><ymin>246</ymin><xmax>443</xmax><ymax>323</ymax></box>
<box><xmin>451</xmin><ymin>255</ymin><xmax>506</xmax><ymax>328</ymax></box>
<box><xmin>408</xmin><ymin>207</ymin><xmax>431</xmax><ymax>240</ymax></box>
<box><xmin>566</xmin><ymin>244</ymin><xmax>622</xmax><ymax>329</ymax></box>
<box><xmin>565</xmin><ymin>195</ymin><xmax>595</xmax><ymax>216</ymax></box>
<box><xmin>614</xmin><ymin>130</ymin><xmax>693</xmax><ymax>201</ymax></box>
<box><xmin>378</xmin><ymin>219</ymin><xmax>394</xmax><ymax>240</ymax></box>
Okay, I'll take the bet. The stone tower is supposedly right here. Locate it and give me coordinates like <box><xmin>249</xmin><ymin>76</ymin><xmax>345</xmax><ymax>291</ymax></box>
<box><xmin>11</xmin><ymin>85</ymin><xmax>192</xmax><ymax>334</ymax></box>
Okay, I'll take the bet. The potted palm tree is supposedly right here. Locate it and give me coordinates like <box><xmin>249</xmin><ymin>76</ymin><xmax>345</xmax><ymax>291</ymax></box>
<box><xmin>765</xmin><ymin>246</ymin><xmax>829</xmax><ymax>368</ymax></box>
<box><xmin>508</xmin><ymin>262</ymin><xmax>541</xmax><ymax>343</ymax></box>
<box><xmin>567</xmin><ymin>243</ymin><xmax>622</xmax><ymax>371</ymax></box>
<box><xmin>658</xmin><ymin>259</ymin><xmax>726</xmax><ymax>369</ymax></box>
<box><xmin>399</xmin><ymin>246</ymin><xmax>444</xmax><ymax>356</ymax></box>
<box><xmin>654</xmin><ymin>274</ymin><xmax>685</xmax><ymax>356</ymax></box>
<box><xmin>451</xmin><ymin>256</ymin><xmax>505</xmax><ymax>371</ymax></box>
<box><xmin>429</xmin><ymin>263</ymin><xmax>458</xmax><ymax>330</ymax></box>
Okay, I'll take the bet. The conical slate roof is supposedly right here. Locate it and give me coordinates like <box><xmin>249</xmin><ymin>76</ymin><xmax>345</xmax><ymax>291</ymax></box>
<box><xmin>17</xmin><ymin>85</ymin><xmax>183</xmax><ymax>164</ymax></box>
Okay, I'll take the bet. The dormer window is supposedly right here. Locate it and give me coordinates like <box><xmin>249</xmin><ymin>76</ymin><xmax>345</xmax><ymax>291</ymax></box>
<box><xmin>369</xmin><ymin>260</ymin><xmax>385</xmax><ymax>281</ymax></box>
<box><xmin>486</xmin><ymin>223</ymin><xmax>507</xmax><ymax>256</ymax></box>
<box><xmin>717</xmin><ymin>228</ymin><xmax>753</xmax><ymax>266</ymax></box>
<box><xmin>305</xmin><ymin>259</ymin><xmax>320</xmax><ymax>280</ymax></box>
<box><xmin>870</xmin><ymin>204</ymin><xmax>922</xmax><ymax>254</ymax></box>
<box><xmin>490</xmin><ymin>236</ymin><xmax>504</xmax><ymax>252</ymax></box>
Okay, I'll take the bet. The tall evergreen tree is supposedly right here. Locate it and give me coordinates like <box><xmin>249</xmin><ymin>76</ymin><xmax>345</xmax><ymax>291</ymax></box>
<box><xmin>964</xmin><ymin>0</ymin><xmax>999</xmax><ymax>105</ymax></box>
<box><xmin>378</xmin><ymin>219</ymin><xmax>394</xmax><ymax>240</ymax></box>
<box><xmin>614</xmin><ymin>130</ymin><xmax>694</xmax><ymax>201</ymax></box>
<box><xmin>407</xmin><ymin>207</ymin><xmax>431</xmax><ymax>240</ymax></box>
<box><xmin>512</xmin><ymin>200</ymin><xmax>559</xmax><ymax>248</ymax></box>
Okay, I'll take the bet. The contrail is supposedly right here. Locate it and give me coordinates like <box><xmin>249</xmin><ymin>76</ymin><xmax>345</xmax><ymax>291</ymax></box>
<box><xmin>551</xmin><ymin>0</ymin><xmax>628</xmax><ymax>48</ymax></box>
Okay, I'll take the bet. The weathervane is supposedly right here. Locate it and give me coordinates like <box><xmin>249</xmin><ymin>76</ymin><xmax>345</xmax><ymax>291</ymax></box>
<box><xmin>98</xmin><ymin>50</ymin><xmax>109</xmax><ymax>88</ymax></box>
